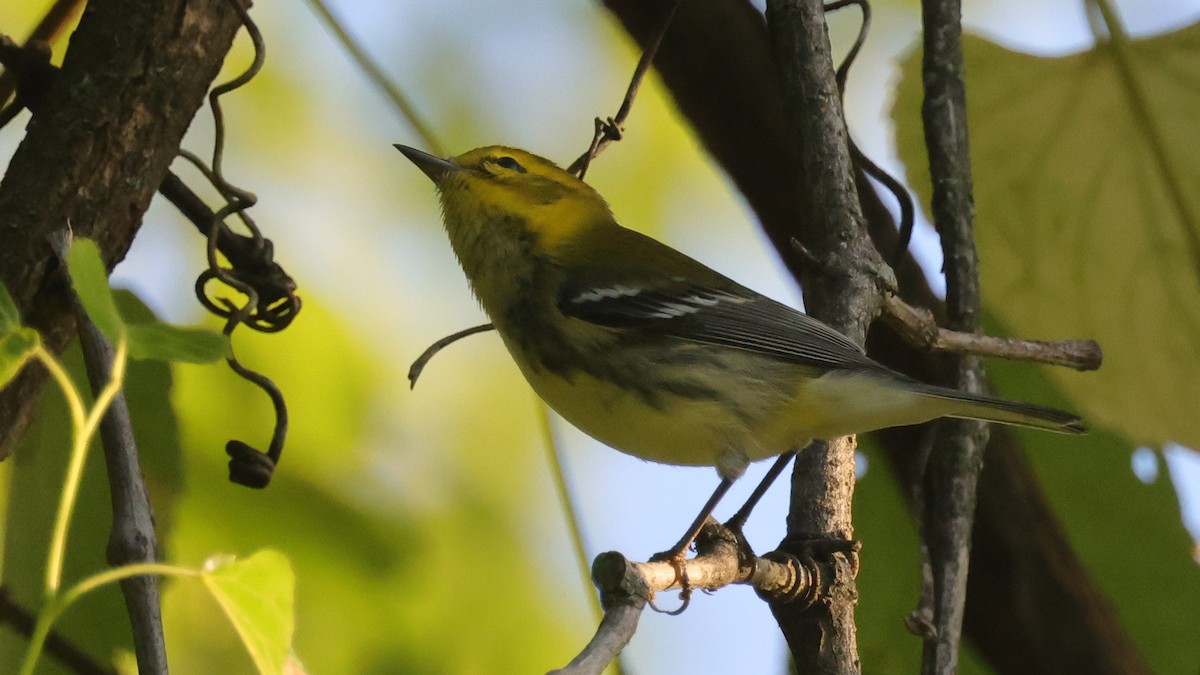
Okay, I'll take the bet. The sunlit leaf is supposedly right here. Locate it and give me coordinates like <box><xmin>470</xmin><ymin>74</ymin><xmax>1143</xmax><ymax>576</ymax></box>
<box><xmin>126</xmin><ymin>322</ymin><xmax>229</xmax><ymax>363</ymax></box>
<box><xmin>66</xmin><ymin>239</ymin><xmax>226</xmax><ymax>363</ymax></box>
<box><xmin>200</xmin><ymin>550</ymin><xmax>295</xmax><ymax>675</ymax></box>
<box><xmin>65</xmin><ymin>238</ymin><xmax>125</xmax><ymax>343</ymax></box>
<box><xmin>894</xmin><ymin>23</ymin><xmax>1200</xmax><ymax>454</ymax></box>
<box><xmin>0</xmin><ymin>328</ymin><xmax>39</xmax><ymax>388</ymax></box>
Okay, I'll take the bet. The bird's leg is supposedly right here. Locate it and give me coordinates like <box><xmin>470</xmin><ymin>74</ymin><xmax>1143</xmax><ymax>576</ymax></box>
<box><xmin>725</xmin><ymin>451</ymin><xmax>796</xmax><ymax>534</ymax></box>
<box><xmin>720</xmin><ymin>451</ymin><xmax>797</xmax><ymax>565</ymax></box>
<box><xmin>651</xmin><ymin>477</ymin><xmax>734</xmax><ymax>564</ymax></box>
<box><xmin>652</xmin><ymin>449</ymin><xmax>797</xmax><ymax>565</ymax></box>
<box><xmin>647</xmin><ymin>477</ymin><xmax>733</xmax><ymax>615</ymax></box>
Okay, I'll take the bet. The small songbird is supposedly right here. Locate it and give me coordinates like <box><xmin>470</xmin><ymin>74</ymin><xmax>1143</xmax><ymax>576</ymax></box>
<box><xmin>397</xmin><ymin>144</ymin><xmax>1083</xmax><ymax>544</ymax></box>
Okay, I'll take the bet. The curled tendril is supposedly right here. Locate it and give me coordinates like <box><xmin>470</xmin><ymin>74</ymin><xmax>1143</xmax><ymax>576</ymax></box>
<box><xmin>567</xmin><ymin>0</ymin><xmax>683</xmax><ymax>179</ymax></box>
<box><xmin>189</xmin><ymin>0</ymin><xmax>297</xmax><ymax>488</ymax></box>
<box><xmin>824</xmin><ymin>0</ymin><xmax>917</xmax><ymax>265</ymax></box>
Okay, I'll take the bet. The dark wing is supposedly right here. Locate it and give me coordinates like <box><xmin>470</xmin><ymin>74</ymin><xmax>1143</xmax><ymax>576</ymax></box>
<box><xmin>558</xmin><ymin>276</ymin><xmax>886</xmax><ymax>373</ymax></box>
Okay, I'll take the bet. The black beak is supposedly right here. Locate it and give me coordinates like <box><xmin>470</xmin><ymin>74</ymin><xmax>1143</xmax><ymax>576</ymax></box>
<box><xmin>394</xmin><ymin>144</ymin><xmax>456</xmax><ymax>185</ymax></box>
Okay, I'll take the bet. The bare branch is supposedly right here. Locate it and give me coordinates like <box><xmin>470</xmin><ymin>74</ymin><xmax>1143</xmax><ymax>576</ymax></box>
<box><xmin>917</xmin><ymin>0</ymin><xmax>990</xmax><ymax>669</ymax></box>
<box><xmin>77</xmin><ymin>317</ymin><xmax>167</xmax><ymax>673</ymax></box>
<box><xmin>883</xmin><ymin>295</ymin><xmax>1102</xmax><ymax>371</ymax></box>
<box><xmin>552</xmin><ymin>523</ymin><xmax>820</xmax><ymax>675</ymax></box>
<box><xmin>47</xmin><ymin>230</ymin><xmax>167</xmax><ymax>674</ymax></box>
<box><xmin>763</xmin><ymin>0</ymin><xmax>889</xmax><ymax>667</ymax></box>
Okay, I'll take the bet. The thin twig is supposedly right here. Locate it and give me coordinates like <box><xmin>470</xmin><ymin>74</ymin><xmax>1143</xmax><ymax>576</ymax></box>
<box><xmin>533</xmin><ymin>403</ymin><xmax>607</xmax><ymax>621</ymax></box>
<box><xmin>822</xmin><ymin>0</ymin><xmax>918</xmax><ymax>266</ymax></box>
<box><xmin>917</xmin><ymin>0</ymin><xmax>990</xmax><ymax>670</ymax></box>
<box><xmin>567</xmin><ymin>0</ymin><xmax>684</xmax><ymax>178</ymax></box>
<box><xmin>882</xmin><ymin>294</ymin><xmax>1102</xmax><ymax>371</ymax></box>
<box><xmin>303</xmin><ymin>0</ymin><xmax>443</xmax><ymax>155</ymax></box>
<box><xmin>187</xmin><ymin>0</ymin><xmax>294</xmax><ymax>488</ymax></box>
<box><xmin>76</xmin><ymin>316</ymin><xmax>167</xmax><ymax>674</ymax></box>
<box><xmin>904</xmin><ymin>428</ymin><xmax>938</xmax><ymax>640</ymax></box>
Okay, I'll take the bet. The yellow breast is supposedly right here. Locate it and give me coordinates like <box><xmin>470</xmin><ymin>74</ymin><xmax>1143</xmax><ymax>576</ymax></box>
<box><xmin>497</xmin><ymin>327</ymin><xmax>816</xmax><ymax>479</ymax></box>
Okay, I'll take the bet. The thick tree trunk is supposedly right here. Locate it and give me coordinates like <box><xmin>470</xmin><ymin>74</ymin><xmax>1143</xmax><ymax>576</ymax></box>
<box><xmin>0</xmin><ymin>0</ymin><xmax>246</xmax><ymax>459</ymax></box>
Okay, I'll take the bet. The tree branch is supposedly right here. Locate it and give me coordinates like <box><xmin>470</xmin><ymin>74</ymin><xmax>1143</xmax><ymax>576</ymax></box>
<box><xmin>0</xmin><ymin>0</ymin><xmax>248</xmax><ymax>460</ymax></box>
<box><xmin>916</xmin><ymin>0</ymin><xmax>989</xmax><ymax>670</ymax></box>
<box><xmin>42</xmin><ymin>229</ymin><xmax>167</xmax><ymax>673</ymax></box>
<box><xmin>77</xmin><ymin>315</ymin><xmax>166</xmax><ymax>672</ymax></box>
<box><xmin>762</xmin><ymin>0</ymin><xmax>896</xmax><ymax>669</ymax></box>
<box><xmin>882</xmin><ymin>295</ymin><xmax>1101</xmax><ymax>371</ymax></box>
<box><xmin>552</xmin><ymin>523</ymin><xmax>821</xmax><ymax>675</ymax></box>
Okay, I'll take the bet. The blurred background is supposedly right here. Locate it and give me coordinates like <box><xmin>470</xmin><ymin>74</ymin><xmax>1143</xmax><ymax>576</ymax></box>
<box><xmin>1</xmin><ymin>0</ymin><xmax>1198</xmax><ymax>673</ymax></box>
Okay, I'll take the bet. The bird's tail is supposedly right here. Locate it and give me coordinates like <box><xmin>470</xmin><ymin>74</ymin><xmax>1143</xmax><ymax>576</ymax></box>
<box><xmin>911</xmin><ymin>383</ymin><xmax>1086</xmax><ymax>434</ymax></box>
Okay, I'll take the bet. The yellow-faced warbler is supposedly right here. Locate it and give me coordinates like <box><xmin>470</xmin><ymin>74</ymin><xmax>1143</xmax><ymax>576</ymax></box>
<box><xmin>397</xmin><ymin>144</ymin><xmax>1083</xmax><ymax>541</ymax></box>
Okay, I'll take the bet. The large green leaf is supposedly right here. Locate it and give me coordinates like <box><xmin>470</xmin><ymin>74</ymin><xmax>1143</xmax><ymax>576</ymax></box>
<box><xmin>894</xmin><ymin>23</ymin><xmax>1200</xmax><ymax>453</ymax></box>
<box><xmin>987</xmin><ymin>327</ymin><xmax>1198</xmax><ymax>674</ymax></box>
<box><xmin>894</xmin><ymin>25</ymin><xmax>1200</xmax><ymax>674</ymax></box>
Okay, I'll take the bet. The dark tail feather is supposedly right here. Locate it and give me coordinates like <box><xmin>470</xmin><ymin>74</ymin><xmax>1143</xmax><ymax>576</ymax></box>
<box><xmin>914</xmin><ymin>384</ymin><xmax>1086</xmax><ymax>434</ymax></box>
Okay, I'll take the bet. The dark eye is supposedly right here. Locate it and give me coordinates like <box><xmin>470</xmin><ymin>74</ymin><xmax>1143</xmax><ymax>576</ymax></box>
<box><xmin>494</xmin><ymin>156</ymin><xmax>526</xmax><ymax>172</ymax></box>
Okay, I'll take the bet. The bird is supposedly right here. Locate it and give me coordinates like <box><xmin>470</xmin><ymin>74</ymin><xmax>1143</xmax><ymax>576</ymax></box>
<box><xmin>396</xmin><ymin>143</ymin><xmax>1084</xmax><ymax>554</ymax></box>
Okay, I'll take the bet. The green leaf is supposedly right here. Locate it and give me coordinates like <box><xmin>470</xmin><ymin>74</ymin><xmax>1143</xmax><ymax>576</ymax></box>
<box><xmin>0</xmin><ymin>328</ymin><xmax>39</xmax><ymax>388</ymax></box>
<box><xmin>986</xmin><ymin>318</ymin><xmax>1200</xmax><ymax>674</ymax></box>
<box><xmin>0</xmin><ymin>283</ymin><xmax>21</xmax><ymax>333</ymax></box>
<box><xmin>894</xmin><ymin>23</ymin><xmax>1200</xmax><ymax>454</ymax></box>
<box><xmin>66</xmin><ymin>238</ymin><xmax>125</xmax><ymax>342</ymax></box>
<box><xmin>200</xmin><ymin>550</ymin><xmax>295</xmax><ymax>675</ymax></box>
<box><xmin>126</xmin><ymin>322</ymin><xmax>229</xmax><ymax>363</ymax></box>
<box><xmin>64</xmin><ymin>242</ymin><xmax>227</xmax><ymax>363</ymax></box>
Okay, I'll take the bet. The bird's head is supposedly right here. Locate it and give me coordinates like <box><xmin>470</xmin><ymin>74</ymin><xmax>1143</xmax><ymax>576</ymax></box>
<box><xmin>396</xmin><ymin>144</ymin><xmax>612</xmax><ymax>253</ymax></box>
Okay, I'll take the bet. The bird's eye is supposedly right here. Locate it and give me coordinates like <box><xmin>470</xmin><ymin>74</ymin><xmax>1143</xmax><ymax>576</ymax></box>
<box><xmin>493</xmin><ymin>156</ymin><xmax>526</xmax><ymax>173</ymax></box>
